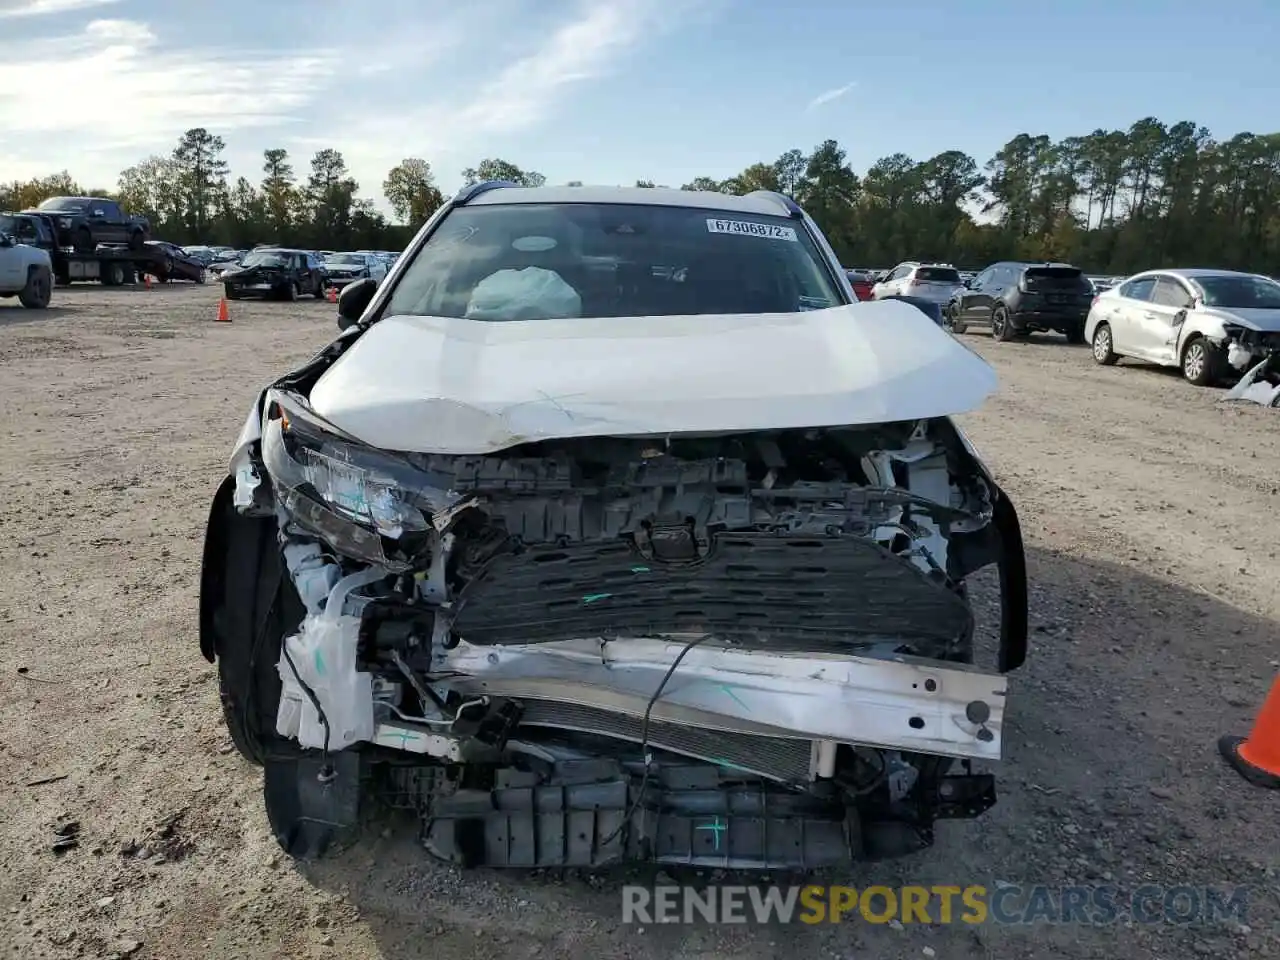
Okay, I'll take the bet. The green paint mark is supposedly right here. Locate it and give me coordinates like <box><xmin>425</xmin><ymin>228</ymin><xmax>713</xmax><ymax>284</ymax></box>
<box><xmin>389</xmin><ymin>729</ymin><xmax>419</xmax><ymax>749</ymax></box>
<box><xmin>713</xmin><ymin>758</ymin><xmax>756</xmax><ymax>774</ymax></box>
<box><xmin>582</xmin><ymin>593</ymin><xmax>613</xmax><ymax>604</ymax></box>
<box><xmin>697</xmin><ymin>817</ymin><xmax>728</xmax><ymax>851</ymax></box>
<box><xmin>630</xmin><ymin>566</ymin><xmax>650</xmax><ymax>573</ymax></box>
<box><xmin>718</xmin><ymin>683</ymin><xmax>749</xmax><ymax>711</ymax></box>
<box><xmin>313</xmin><ymin>649</ymin><xmax>326</xmax><ymax>676</ymax></box>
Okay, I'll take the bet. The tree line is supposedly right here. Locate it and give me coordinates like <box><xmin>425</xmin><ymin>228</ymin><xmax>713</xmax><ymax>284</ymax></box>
<box><xmin>2</xmin><ymin>118</ymin><xmax>1278</xmax><ymax>274</ymax></box>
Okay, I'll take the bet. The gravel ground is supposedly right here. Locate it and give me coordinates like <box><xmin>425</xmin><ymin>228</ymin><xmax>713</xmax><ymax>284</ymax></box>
<box><xmin>1</xmin><ymin>284</ymin><xmax>1277</xmax><ymax>960</ymax></box>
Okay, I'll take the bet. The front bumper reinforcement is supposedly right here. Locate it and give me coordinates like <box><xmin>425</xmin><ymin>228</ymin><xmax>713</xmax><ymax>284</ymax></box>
<box><xmin>436</xmin><ymin>638</ymin><xmax>1005</xmax><ymax>761</ymax></box>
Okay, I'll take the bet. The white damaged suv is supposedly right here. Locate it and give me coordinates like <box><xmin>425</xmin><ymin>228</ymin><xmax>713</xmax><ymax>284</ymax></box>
<box><xmin>199</xmin><ymin>183</ymin><xmax>1029</xmax><ymax>869</ymax></box>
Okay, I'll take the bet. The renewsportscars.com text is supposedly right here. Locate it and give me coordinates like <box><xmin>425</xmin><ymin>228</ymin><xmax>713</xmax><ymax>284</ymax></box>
<box><xmin>621</xmin><ymin>884</ymin><xmax>1249</xmax><ymax>926</ymax></box>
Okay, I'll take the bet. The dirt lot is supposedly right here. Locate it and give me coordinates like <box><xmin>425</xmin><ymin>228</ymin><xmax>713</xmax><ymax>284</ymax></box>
<box><xmin>2</xmin><ymin>284</ymin><xmax>1277</xmax><ymax>960</ymax></box>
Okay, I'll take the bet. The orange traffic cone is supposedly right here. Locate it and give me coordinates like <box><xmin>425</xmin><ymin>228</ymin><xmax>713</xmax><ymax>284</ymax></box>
<box><xmin>215</xmin><ymin>297</ymin><xmax>231</xmax><ymax>323</ymax></box>
<box><xmin>1220</xmin><ymin>672</ymin><xmax>1280</xmax><ymax>789</ymax></box>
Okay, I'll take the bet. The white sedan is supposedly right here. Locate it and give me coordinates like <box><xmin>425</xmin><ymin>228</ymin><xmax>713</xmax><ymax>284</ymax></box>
<box><xmin>1084</xmin><ymin>268</ymin><xmax>1280</xmax><ymax>385</ymax></box>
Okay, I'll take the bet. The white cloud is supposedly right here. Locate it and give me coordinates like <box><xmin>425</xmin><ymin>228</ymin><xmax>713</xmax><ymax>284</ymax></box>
<box><xmin>0</xmin><ymin>1</ymin><xmax>707</xmax><ymax>206</ymax></box>
<box><xmin>449</xmin><ymin>0</ymin><xmax>655</xmax><ymax>136</ymax></box>
<box><xmin>0</xmin><ymin>0</ymin><xmax>119</xmax><ymax>18</ymax></box>
<box><xmin>805</xmin><ymin>81</ymin><xmax>857</xmax><ymax>112</ymax></box>
<box><xmin>0</xmin><ymin>18</ymin><xmax>336</xmax><ymax>185</ymax></box>
<box><xmin>296</xmin><ymin>0</ymin><xmax>690</xmax><ymax>196</ymax></box>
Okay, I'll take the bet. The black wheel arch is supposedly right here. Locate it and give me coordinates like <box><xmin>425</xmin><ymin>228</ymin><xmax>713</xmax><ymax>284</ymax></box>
<box><xmin>992</xmin><ymin>485</ymin><xmax>1029</xmax><ymax>672</ymax></box>
<box><xmin>199</xmin><ymin>475</ymin><xmax>305</xmax><ymax>763</ymax></box>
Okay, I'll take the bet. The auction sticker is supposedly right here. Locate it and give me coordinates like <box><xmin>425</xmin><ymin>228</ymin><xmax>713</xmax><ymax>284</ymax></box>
<box><xmin>706</xmin><ymin>218</ymin><xmax>798</xmax><ymax>241</ymax></box>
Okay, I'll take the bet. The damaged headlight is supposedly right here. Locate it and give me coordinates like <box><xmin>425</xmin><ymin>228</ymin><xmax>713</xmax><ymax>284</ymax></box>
<box><xmin>260</xmin><ymin>391</ymin><xmax>459</xmax><ymax>565</ymax></box>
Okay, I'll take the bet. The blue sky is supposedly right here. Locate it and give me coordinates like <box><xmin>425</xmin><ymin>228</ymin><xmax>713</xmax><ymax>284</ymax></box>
<box><xmin>1</xmin><ymin>0</ymin><xmax>1277</xmax><ymax>216</ymax></box>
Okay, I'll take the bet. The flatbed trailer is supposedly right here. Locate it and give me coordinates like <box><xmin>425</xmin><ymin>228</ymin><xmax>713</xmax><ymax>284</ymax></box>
<box><xmin>0</xmin><ymin>210</ymin><xmax>162</xmax><ymax>286</ymax></box>
<box><xmin>54</xmin><ymin>245</ymin><xmax>161</xmax><ymax>286</ymax></box>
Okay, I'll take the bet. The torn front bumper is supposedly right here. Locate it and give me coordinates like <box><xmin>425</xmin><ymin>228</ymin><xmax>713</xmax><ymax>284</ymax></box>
<box><xmin>1222</xmin><ymin>355</ymin><xmax>1280</xmax><ymax>407</ymax></box>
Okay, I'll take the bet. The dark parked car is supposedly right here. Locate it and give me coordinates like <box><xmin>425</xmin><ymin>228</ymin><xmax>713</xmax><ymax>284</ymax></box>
<box><xmin>26</xmin><ymin>196</ymin><xmax>149</xmax><ymax>252</ymax></box>
<box><xmin>221</xmin><ymin>248</ymin><xmax>326</xmax><ymax>300</ymax></box>
<box><xmin>881</xmin><ymin>294</ymin><xmax>944</xmax><ymax>326</ymax></box>
<box><xmin>144</xmin><ymin>241</ymin><xmax>207</xmax><ymax>283</ymax></box>
<box><xmin>945</xmin><ymin>261</ymin><xmax>1093</xmax><ymax>342</ymax></box>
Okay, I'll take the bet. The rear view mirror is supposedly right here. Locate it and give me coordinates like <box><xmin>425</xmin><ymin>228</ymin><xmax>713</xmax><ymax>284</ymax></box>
<box><xmin>337</xmin><ymin>276</ymin><xmax>376</xmax><ymax>330</ymax></box>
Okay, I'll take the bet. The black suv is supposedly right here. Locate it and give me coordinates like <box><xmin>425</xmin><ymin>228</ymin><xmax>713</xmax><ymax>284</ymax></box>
<box><xmin>945</xmin><ymin>261</ymin><xmax>1093</xmax><ymax>342</ymax></box>
<box><xmin>26</xmin><ymin>196</ymin><xmax>150</xmax><ymax>252</ymax></box>
<box><xmin>221</xmin><ymin>247</ymin><xmax>326</xmax><ymax>300</ymax></box>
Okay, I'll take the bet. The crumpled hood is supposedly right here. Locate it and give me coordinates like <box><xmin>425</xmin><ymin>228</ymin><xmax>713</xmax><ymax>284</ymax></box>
<box><xmin>305</xmin><ymin>301</ymin><xmax>999</xmax><ymax>455</ymax></box>
<box><xmin>1200</xmin><ymin>306</ymin><xmax>1280</xmax><ymax>333</ymax></box>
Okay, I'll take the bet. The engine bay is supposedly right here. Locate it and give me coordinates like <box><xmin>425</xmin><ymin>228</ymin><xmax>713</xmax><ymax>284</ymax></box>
<box><xmin>203</xmin><ymin>372</ymin><xmax>1027</xmax><ymax>869</ymax></box>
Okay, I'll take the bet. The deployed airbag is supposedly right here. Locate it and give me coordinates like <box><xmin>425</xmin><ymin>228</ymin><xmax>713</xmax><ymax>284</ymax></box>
<box><xmin>465</xmin><ymin>267</ymin><xmax>582</xmax><ymax>322</ymax></box>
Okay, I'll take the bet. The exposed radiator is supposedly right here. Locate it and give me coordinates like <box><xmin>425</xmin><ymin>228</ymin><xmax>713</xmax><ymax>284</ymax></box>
<box><xmin>451</xmin><ymin>533</ymin><xmax>970</xmax><ymax>648</ymax></box>
<box><xmin>516</xmin><ymin>699</ymin><xmax>814</xmax><ymax>783</ymax></box>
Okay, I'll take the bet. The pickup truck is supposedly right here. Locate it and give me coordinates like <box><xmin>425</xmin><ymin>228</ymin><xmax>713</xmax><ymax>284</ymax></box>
<box><xmin>24</xmin><ymin>196</ymin><xmax>149</xmax><ymax>252</ymax></box>
<box><xmin>0</xmin><ymin>232</ymin><xmax>53</xmax><ymax>308</ymax></box>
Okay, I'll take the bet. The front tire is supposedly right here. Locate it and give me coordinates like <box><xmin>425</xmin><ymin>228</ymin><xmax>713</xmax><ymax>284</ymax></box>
<box><xmin>1181</xmin><ymin>337</ymin><xmax>1223</xmax><ymax>386</ymax></box>
<box><xmin>947</xmin><ymin>304</ymin><xmax>968</xmax><ymax>335</ymax></box>
<box><xmin>1065</xmin><ymin>321</ymin><xmax>1086</xmax><ymax>344</ymax></box>
<box><xmin>18</xmin><ymin>266</ymin><xmax>52</xmax><ymax>309</ymax></box>
<box><xmin>1091</xmin><ymin>323</ymin><xmax>1118</xmax><ymax>365</ymax></box>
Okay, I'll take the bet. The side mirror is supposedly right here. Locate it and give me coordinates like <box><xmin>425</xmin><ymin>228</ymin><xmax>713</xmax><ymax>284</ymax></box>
<box><xmin>0</xmin><ymin>233</ymin><xmax>13</xmax><ymax>248</ymax></box>
<box><xmin>337</xmin><ymin>277</ymin><xmax>376</xmax><ymax>329</ymax></box>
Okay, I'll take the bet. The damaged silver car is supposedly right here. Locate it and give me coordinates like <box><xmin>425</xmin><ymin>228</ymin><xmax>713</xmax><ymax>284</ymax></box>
<box><xmin>1086</xmin><ymin>268</ymin><xmax>1280</xmax><ymax>389</ymax></box>
<box><xmin>199</xmin><ymin>183</ymin><xmax>1029</xmax><ymax>869</ymax></box>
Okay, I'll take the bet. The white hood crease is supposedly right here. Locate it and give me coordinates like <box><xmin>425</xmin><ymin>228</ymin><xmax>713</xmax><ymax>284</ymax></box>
<box><xmin>306</xmin><ymin>300</ymin><xmax>1000</xmax><ymax>455</ymax></box>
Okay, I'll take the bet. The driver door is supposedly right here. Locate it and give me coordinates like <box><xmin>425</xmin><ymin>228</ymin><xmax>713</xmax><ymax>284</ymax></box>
<box><xmin>1140</xmin><ymin>276</ymin><xmax>1196</xmax><ymax>364</ymax></box>
<box><xmin>958</xmin><ymin>267</ymin><xmax>993</xmax><ymax>322</ymax></box>
<box><xmin>88</xmin><ymin>202</ymin><xmax>117</xmax><ymax>243</ymax></box>
<box><xmin>1104</xmin><ymin>277</ymin><xmax>1157</xmax><ymax>356</ymax></box>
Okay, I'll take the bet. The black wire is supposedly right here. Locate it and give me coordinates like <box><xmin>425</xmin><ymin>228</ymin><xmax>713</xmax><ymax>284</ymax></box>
<box><xmin>597</xmin><ymin>635</ymin><xmax>711</xmax><ymax>853</ymax></box>
<box><xmin>242</xmin><ymin>571</ymin><xmax>332</xmax><ymax>767</ymax></box>
<box><xmin>280</xmin><ymin>628</ymin><xmax>333</xmax><ymax>760</ymax></box>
